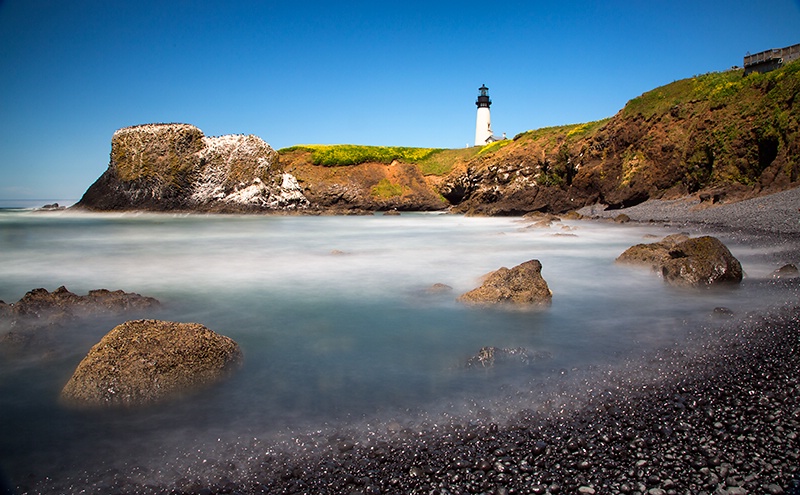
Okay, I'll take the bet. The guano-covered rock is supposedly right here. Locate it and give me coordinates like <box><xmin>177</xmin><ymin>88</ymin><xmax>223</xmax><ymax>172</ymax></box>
<box><xmin>76</xmin><ymin>123</ymin><xmax>309</xmax><ymax>212</ymax></box>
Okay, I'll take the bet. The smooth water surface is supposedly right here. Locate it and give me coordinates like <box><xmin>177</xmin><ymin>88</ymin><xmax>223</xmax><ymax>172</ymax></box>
<box><xmin>0</xmin><ymin>210</ymin><xmax>786</xmax><ymax>490</ymax></box>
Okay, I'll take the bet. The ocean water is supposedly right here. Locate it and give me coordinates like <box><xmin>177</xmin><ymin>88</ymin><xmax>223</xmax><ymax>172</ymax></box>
<box><xmin>0</xmin><ymin>209</ymin><xmax>788</xmax><ymax>491</ymax></box>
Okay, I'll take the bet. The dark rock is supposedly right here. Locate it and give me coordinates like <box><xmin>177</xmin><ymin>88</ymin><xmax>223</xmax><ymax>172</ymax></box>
<box><xmin>1</xmin><ymin>287</ymin><xmax>161</xmax><ymax>353</ymax></box>
<box><xmin>712</xmin><ymin>307</ymin><xmax>735</xmax><ymax>318</ymax></box>
<box><xmin>5</xmin><ymin>286</ymin><xmax>159</xmax><ymax>320</ymax></box>
<box><xmin>458</xmin><ymin>259</ymin><xmax>552</xmax><ymax>306</ymax></box>
<box><xmin>660</xmin><ymin>236</ymin><xmax>743</xmax><ymax>286</ymax></box>
<box><xmin>617</xmin><ymin>235</ymin><xmax>742</xmax><ymax>286</ymax></box>
<box><xmin>771</xmin><ymin>263</ymin><xmax>799</xmax><ymax>279</ymax></box>
<box><xmin>60</xmin><ymin>319</ymin><xmax>242</xmax><ymax>408</ymax></box>
<box><xmin>39</xmin><ymin>203</ymin><xmax>65</xmax><ymax>210</ymax></box>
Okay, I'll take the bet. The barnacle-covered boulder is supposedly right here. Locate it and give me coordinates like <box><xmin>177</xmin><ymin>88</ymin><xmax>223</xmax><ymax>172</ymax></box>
<box><xmin>60</xmin><ymin>319</ymin><xmax>242</xmax><ymax>408</ymax></box>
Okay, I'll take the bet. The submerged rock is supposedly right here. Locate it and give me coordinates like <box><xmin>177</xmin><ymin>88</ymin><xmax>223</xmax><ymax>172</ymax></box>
<box><xmin>466</xmin><ymin>346</ymin><xmax>551</xmax><ymax>368</ymax></box>
<box><xmin>458</xmin><ymin>259</ymin><xmax>552</xmax><ymax>306</ymax></box>
<box><xmin>427</xmin><ymin>283</ymin><xmax>453</xmax><ymax>293</ymax></box>
<box><xmin>772</xmin><ymin>263</ymin><xmax>799</xmax><ymax>279</ymax></box>
<box><xmin>617</xmin><ymin>235</ymin><xmax>742</xmax><ymax>286</ymax></box>
<box><xmin>60</xmin><ymin>319</ymin><xmax>242</xmax><ymax>408</ymax></box>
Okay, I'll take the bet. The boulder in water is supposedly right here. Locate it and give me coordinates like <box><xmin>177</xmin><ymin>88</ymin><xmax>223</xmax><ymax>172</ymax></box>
<box><xmin>458</xmin><ymin>260</ymin><xmax>552</xmax><ymax>306</ymax></box>
<box><xmin>660</xmin><ymin>236</ymin><xmax>743</xmax><ymax>286</ymax></box>
<box><xmin>60</xmin><ymin>319</ymin><xmax>242</xmax><ymax>408</ymax></box>
<box><xmin>617</xmin><ymin>235</ymin><xmax>742</xmax><ymax>286</ymax></box>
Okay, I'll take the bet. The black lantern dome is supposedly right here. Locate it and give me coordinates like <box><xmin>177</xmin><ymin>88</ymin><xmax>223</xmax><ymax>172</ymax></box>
<box><xmin>476</xmin><ymin>84</ymin><xmax>491</xmax><ymax>108</ymax></box>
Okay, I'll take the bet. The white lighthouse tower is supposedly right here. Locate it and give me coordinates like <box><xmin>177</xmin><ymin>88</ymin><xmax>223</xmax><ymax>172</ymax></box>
<box><xmin>474</xmin><ymin>84</ymin><xmax>495</xmax><ymax>146</ymax></box>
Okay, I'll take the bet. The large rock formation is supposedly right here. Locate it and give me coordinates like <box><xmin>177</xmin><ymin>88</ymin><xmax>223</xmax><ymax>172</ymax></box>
<box><xmin>617</xmin><ymin>235</ymin><xmax>743</xmax><ymax>286</ymax></box>
<box><xmin>458</xmin><ymin>259</ymin><xmax>552</xmax><ymax>306</ymax></box>
<box><xmin>60</xmin><ymin>319</ymin><xmax>242</xmax><ymax>408</ymax></box>
<box><xmin>76</xmin><ymin>124</ymin><xmax>308</xmax><ymax>212</ymax></box>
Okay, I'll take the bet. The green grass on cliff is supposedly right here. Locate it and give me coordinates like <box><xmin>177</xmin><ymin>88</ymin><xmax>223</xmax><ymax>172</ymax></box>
<box><xmin>279</xmin><ymin>144</ymin><xmax>490</xmax><ymax>176</ymax></box>
<box><xmin>512</xmin><ymin>119</ymin><xmax>610</xmax><ymax>150</ymax></box>
<box><xmin>622</xmin><ymin>60</ymin><xmax>800</xmax><ymax>119</ymax></box>
<box><xmin>279</xmin><ymin>144</ymin><xmax>445</xmax><ymax>167</ymax></box>
<box><xmin>370</xmin><ymin>178</ymin><xmax>406</xmax><ymax>198</ymax></box>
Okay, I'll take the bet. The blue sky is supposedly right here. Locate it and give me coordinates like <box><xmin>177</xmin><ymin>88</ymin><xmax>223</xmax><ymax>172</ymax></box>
<box><xmin>1</xmin><ymin>1</ymin><xmax>799</xmax><ymax>202</ymax></box>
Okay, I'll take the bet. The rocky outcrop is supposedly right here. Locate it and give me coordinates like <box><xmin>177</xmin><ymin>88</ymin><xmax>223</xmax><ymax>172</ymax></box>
<box><xmin>2</xmin><ymin>286</ymin><xmax>159</xmax><ymax>320</ymax></box>
<box><xmin>75</xmin><ymin>64</ymin><xmax>799</xmax><ymax>215</ymax></box>
<box><xmin>0</xmin><ymin>286</ymin><xmax>160</xmax><ymax>353</ymax></box>
<box><xmin>60</xmin><ymin>319</ymin><xmax>242</xmax><ymax>408</ymax></box>
<box><xmin>617</xmin><ymin>235</ymin><xmax>743</xmax><ymax>286</ymax></box>
<box><xmin>458</xmin><ymin>260</ymin><xmax>552</xmax><ymax>306</ymax></box>
<box><xmin>76</xmin><ymin>124</ymin><xmax>309</xmax><ymax>212</ymax></box>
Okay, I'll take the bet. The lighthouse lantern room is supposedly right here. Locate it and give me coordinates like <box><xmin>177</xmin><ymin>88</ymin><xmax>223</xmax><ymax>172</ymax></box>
<box><xmin>474</xmin><ymin>84</ymin><xmax>494</xmax><ymax>146</ymax></box>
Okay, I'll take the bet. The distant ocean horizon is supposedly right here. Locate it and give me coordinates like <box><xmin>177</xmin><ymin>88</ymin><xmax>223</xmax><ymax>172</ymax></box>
<box><xmin>0</xmin><ymin>199</ymin><xmax>77</xmax><ymax>209</ymax></box>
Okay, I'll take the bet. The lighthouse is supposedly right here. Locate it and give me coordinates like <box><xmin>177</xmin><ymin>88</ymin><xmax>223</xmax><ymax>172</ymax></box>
<box><xmin>474</xmin><ymin>84</ymin><xmax>494</xmax><ymax>146</ymax></box>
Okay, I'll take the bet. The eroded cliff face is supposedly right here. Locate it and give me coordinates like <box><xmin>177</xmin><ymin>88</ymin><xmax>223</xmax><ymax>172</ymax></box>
<box><xmin>76</xmin><ymin>124</ymin><xmax>308</xmax><ymax>212</ymax></box>
<box><xmin>279</xmin><ymin>149</ymin><xmax>449</xmax><ymax>212</ymax></box>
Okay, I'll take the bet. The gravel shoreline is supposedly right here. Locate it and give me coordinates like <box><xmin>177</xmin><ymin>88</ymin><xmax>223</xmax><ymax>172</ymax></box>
<box><xmin>576</xmin><ymin>187</ymin><xmax>800</xmax><ymax>235</ymax></box>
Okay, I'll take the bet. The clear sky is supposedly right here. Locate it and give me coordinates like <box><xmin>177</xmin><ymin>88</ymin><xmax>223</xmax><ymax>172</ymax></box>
<box><xmin>1</xmin><ymin>1</ymin><xmax>799</xmax><ymax>202</ymax></box>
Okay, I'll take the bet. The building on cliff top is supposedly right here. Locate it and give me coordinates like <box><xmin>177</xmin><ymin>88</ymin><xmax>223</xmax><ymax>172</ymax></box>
<box><xmin>744</xmin><ymin>43</ymin><xmax>800</xmax><ymax>74</ymax></box>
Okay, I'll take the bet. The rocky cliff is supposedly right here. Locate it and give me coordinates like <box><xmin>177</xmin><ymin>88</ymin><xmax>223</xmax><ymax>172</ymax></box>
<box><xmin>77</xmin><ymin>61</ymin><xmax>799</xmax><ymax>214</ymax></box>
<box><xmin>76</xmin><ymin>124</ymin><xmax>308</xmax><ymax>212</ymax></box>
<box><xmin>442</xmin><ymin>61</ymin><xmax>800</xmax><ymax>214</ymax></box>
